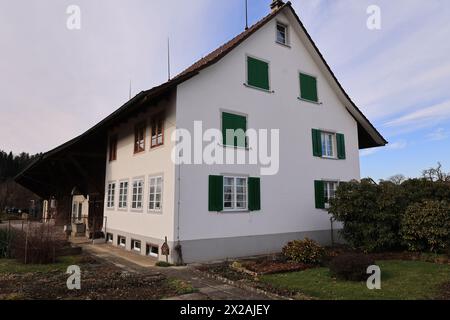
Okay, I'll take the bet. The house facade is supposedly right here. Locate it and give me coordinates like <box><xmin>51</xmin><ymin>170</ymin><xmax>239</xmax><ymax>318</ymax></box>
<box><xmin>100</xmin><ymin>1</ymin><xmax>386</xmax><ymax>263</ymax></box>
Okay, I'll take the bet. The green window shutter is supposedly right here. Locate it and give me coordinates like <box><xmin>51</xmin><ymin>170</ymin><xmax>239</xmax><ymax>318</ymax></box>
<box><xmin>336</xmin><ymin>133</ymin><xmax>346</xmax><ymax>159</ymax></box>
<box><xmin>300</xmin><ymin>73</ymin><xmax>318</xmax><ymax>102</ymax></box>
<box><xmin>311</xmin><ymin>129</ymin><xmax>322</xmax><ymax>157</ymax></box>
<box><xmin>314</xmin><ymin>180</ymin><xmax>325</xmax><ymax>209</ymax></box>
<box><xmin>222</xmin><ymin>112</ymin><xmax>247</xmax><ymax>147</ymax></box>
<box><xmin>208</xmin><ymin>175</ymin><xmax>223</xmax><ymax>211</ymax></box>
<box><xmin>247</xmin><ymin>56</ymin><xmax>269</xmax><ymax>90</ymax></box>
<box><xmin>248</xmin><ymin>177</ymin><xmax>261</xmax><ymax>211</ymax></box>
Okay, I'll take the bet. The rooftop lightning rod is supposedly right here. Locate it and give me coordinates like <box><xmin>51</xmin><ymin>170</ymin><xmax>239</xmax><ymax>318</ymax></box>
<box><xmin>245</xmin><ymin>0</ymin><xmax>249</xmax><ymax>30</ymax></box>
<box><xmin>129</xmin><ymin>80</ymin><xmax>132</xmax><ymax>99</ymax></box>
<box><xmin>167</xmin><ymin>37</ymin><xmax>171</xmax><ymax>81</ymax></box>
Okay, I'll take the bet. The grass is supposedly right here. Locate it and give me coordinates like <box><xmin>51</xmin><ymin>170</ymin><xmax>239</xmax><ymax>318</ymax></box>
<box><xmin>0</xmin><ymin>256</ymin><xmax>81</xmax><ymax>274</ymax></box>
<box><xmin>167</xmin><ymin>278</ymin><xmax>197</xmax><ymax>295</ymax></box>
<box><xmin>261</xmin><ymin>260</ymin><xmax>450</xmax><ymax>300</ymax></box>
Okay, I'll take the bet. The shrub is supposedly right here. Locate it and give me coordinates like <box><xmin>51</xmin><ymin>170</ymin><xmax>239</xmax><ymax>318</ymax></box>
<box><xmin>329</xmin><ymin>253</ymin><xmax>375</xmax><ymax>281</ymax></box>
<box><xmin>282</xmin><ymin>238</ymin><xmax>325</xmax><ymax>265</ymax></box>
<box><xmin>155</xmin><ymin>261</ymin><xmax>172</xmax><ymax>267</ymax></box>
<box><xmin>401</xmin><ymin>200</ymin><xmax>450</xmax><ymax>253</ymax></box>
<box><xmin>329</xmin><ymin>179</ymin><xmax>406</xmax><ymax>252</ymax></box>
<box><xmin>11</xmin><ymin>225</ymin><xmax>66</xmax><ymax>264</ymax></box>
<box><xmin>329</xmin><ymin>177</ymin><xmax>450</xmax><ymax>252</ymax></box>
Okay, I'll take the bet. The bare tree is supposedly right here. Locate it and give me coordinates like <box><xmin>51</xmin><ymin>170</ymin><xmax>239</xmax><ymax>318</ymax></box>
<box><xmin>422</xmin><ymin>162</ymin><xmax>450</xmax><ymax>182</ymax></box>
<box><xmin>388</xmin><ymin>174</ymin><xmax>407</xmax><ymax>185</ymax></box>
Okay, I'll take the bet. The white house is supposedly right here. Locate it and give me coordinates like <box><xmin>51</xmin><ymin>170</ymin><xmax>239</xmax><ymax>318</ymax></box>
<box><xmin>16</xmin><ymin>1</ymin><xmax>385</xmax><ymax>264</ymax></box>
<box><xmin>100</xmin><ymin>0</ymin><xmax>386</xmax><ymax>263</ymax></box>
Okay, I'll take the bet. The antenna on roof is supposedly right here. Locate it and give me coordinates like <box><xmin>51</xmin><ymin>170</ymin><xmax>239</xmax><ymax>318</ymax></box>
<box><xmin>245</xmin><ymin>0</ymin><xmax>249</xmax><ymax>30</ymax></box>
<box><xmin>167</xmin><ymin>37</ymin><xmax>171</xmax><ymax>81</ymax></box>
<box><xmin>129</xmin><ymin>80</ymin><xmax>132</xmax><ymax>99</ymax></box>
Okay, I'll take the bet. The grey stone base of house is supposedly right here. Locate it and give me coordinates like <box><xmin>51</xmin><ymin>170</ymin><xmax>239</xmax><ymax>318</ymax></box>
<box><xmin>102</xmin><ymin>228</ymin><xmax>342</xmax><ymax>264</ymax></box>
<box><xmin>175</xmin><ymin>229</ymin><xmax>343</xmax><ymax>264</ymax></box>
<box><xmin>102</xmin><ymin>228</ymin><xmax>165</xmax><ymax>260</ymax></box>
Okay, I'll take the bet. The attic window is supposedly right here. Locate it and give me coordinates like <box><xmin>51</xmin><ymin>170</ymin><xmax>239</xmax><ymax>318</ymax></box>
<box><xmin>109</xmin><ymin>135</ymin><xmax>117</xmax><ymax>162</ymax></box>
<box><xmin>134</xmin><ymin>122</ymin><xmax>146</xmax><ymax>154</ymax></box>
<box><xmin>151</xmin><ymin>116</ymin><xmax>164</xmax><ymax>148</ymax></box>
<box><xmin>276</xmin><ymin>22</ymin><xmax>288</xmax><ymax>45</ymax></box>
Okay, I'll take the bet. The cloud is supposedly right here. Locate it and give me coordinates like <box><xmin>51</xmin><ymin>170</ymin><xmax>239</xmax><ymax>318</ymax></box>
<box><xmin>0</xmin><ymin>0</ymin><xmax>231</xmax><ymax>154</ymax></box>
<box><xmin>297</xmin><ymin>0</ymin><xmax>450</xmax><ymax>123</ymax></box>
<box><xmin>360</xmin><ymin>148</ymin><xmax>379</xmax><ymax>157</ymax></box>
<box><xmin>426</xmin><ymin>128</ymin><xmax>450</xmax><ymax>141</ymax></box>
<box><xmin>384</xmin><ymin>100</ymin><xmax>450</xmax><ymax>129</ymax></box>
<box><xmin>360</xmin><ymin>140</ymin><xmax>407</xmax><ymax>157</ymax></box>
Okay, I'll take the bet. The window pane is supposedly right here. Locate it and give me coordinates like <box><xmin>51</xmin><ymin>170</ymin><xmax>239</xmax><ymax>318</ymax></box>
<box><xmin>277</xmin><ymin>24</ymin><xmax>286</xmax><ymax>44</ymax></box>
<box><xmin>224</xmin><ymin>177</ymin><xmax>234</xmax><ymax>186</ymax></box>
<box><xmin>236</xmin><ymin>201</ymin><xmax>245</xmax><ymax>208</ymax></box>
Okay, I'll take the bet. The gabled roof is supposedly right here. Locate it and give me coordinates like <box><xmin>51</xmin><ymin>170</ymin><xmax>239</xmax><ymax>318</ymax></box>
<box><xmin>16</xmin><ymin>1</ymin><xmax>386</xmax><ymax>194</ymax></box>
<box><xmin>169</xmin><ymin>1</ymin><xmax>386</xmax><ymax>148</ymax></box>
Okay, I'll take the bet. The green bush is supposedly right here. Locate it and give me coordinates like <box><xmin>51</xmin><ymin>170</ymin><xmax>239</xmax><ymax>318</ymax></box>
<box><xmin>329</xmin><ymin>179</ymin><xmax>405</xmax><ymax>252</ymax></box>
<box><xmin>281</xmin><ymin>238</ymin><xmax>325</xmax><ymax>265</ymax></box>
<box><xmin>401</xmin><ymin>200</ymin><xmax>450</xmax><ymax>253</ymax></box>
<box><xmin>329</xmin><ymin>178</ymin><xmax>450</xmax><ymax>252</ymax></box>
<box><xmin>155</xmin><ymin>261</ymin><xmax>172</xmax><ymax>267</ymax></box>
<box><xmin>329</xmin><ymin>253</ymin><xmax>375</xmax><ymax>281</ymax></box>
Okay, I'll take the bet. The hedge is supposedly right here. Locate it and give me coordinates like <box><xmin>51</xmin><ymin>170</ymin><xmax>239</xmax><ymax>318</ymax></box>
<box><xmin>329</xmin><ymin>178</ymin><xmax>450</xmax><ymax>253</ymax></box>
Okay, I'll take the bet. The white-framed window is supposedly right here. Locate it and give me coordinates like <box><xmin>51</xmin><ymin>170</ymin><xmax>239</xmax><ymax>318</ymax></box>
<box><xmin>118</xmin><ymin>235</ymin><xmax>126</xmax><ymax>247</ymax></box>
<box><xmin>321</xmin><ymin>132</ymin><xmax>336</xmax><ymax>158</ymax></box>
<box><xmin>131</xmin><ymin>239</ymin><xmax>141</xmax><ymax>252</ymax></box>
<box><xmin>72</xmin><ymin>203</ymin><xmax>77</xmax><ymax>216</ymax></box>
<box><xmin>148</xmin><ymin>176</ymin><xmax>163</xmax><ymax>212</ymax></box>
<box><xmin>118</xmin><ymin>181</ymin><xmax>129</xmax><ymax>209</ymax></box>
<box><xmin>146</xmin><ymin>244</ymin><xmax>159</xmax><ymax>257</ymax></box>
<box><xmin>106</xmin><ymin>233</ymin><xmax>113</xmax><ymax>243</ymax></box>
<box><xmin>223</xmin><ymin>176</ymin><xmax>248</xmax><ymax>211</ymax></box>
<box><xmin>131</xmin><ymin>179</ymin><xmax>144</xmax><ymax>210</ymax></box>
<box><xmin>276</xmin><ymin>22</ymin><xmax>288</xmax><ymax>45</ymax></box>
<box><xmin>106</xmin><ymin>182</ymin><xmax>116</xmax><ymax>208</ymax></box>
<box><xmin>324</xmin><ymin>181</ymin><xmax>339</xmax><ymax>208</ymax></box>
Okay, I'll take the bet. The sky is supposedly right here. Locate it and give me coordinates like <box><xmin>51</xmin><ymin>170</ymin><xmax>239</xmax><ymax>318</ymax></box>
<box><xmin>0</xmin><ymin>0</ymin><xmax>449</xmax><ymax>181</ymax></box>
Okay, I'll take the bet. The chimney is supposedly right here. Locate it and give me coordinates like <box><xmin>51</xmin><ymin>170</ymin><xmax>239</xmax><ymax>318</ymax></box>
<box><xmin>270</xmin><ymin>0</ymin><xmax>285</xmax><ymax>12</ymax></box>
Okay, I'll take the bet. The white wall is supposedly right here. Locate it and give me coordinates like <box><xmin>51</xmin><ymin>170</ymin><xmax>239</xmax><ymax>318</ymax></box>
<box><xmin>175</xmin><ymin>11</ymin><xmax>360</xmax><ymax>241</ymax></box>
<box><xmin>103</xmin><ymin>92</ymin><xmax>177</xmax><ymax>242</ymax></box>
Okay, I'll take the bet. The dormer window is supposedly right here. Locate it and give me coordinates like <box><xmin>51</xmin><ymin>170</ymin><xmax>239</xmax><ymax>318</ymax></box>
<box><xmin>276</xmin><ymin>22</ymin><xmax>288</xmax><ymax>45</ymax></box>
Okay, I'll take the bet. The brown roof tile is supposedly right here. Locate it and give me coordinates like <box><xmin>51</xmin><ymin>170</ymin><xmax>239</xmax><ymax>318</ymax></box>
<box><xmin>173</xmin><ymin>2</ymin><xmax>288</xmax><ymax>80</ymax></box>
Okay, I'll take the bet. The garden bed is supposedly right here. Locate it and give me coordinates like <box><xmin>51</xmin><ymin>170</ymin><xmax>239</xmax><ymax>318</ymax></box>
<box><xmin>0</xmin><ymin>254</ymin><xmax>194</xmax><ymax>300</ymax></box>
<box><xmin>231</xmin><ymin>259</ymin><xmax>310</xmax><ymax>276</ymax></box>
<box><xmin>196</xmin><ymin>261</ymin><xmax>313</xmax><ymax>299</ymax></box>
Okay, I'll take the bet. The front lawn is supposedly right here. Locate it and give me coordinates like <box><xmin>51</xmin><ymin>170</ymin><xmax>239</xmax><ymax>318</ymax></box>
<box><xmin>261</xmin><ymin>260</ymin><xmax>450</xmax><ymax>300</ymax></box>
<box><xmin>0</xmin><ymin>256</ymin><xmax>80</xmax><ymax>274</ymax></box>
